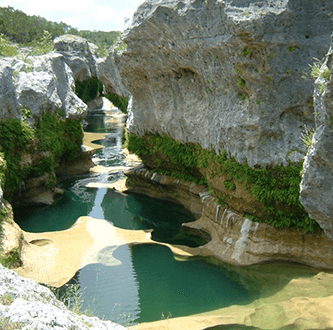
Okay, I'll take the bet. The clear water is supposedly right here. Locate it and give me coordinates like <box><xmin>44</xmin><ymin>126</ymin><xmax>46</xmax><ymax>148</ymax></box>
<box><xmin>68</xmin><ymin>244</ymin><xmax>253</xmax><ymax>326</ymax></box>
<box><xmin>14</xmin><ymin>107</ymin><xmax>256</xmax><ymax>325</ymax></box>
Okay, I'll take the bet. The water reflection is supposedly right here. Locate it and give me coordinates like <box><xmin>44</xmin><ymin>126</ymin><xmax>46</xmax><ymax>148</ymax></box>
<box><xmin>75</xmin><ymin>245</ymin><xmax>141</xmax><ymax>326</ymax></box>
<box><xmin>71</xmin><ymin>244</ymin><xmax>252</xmax><ymax>325</ymax></box>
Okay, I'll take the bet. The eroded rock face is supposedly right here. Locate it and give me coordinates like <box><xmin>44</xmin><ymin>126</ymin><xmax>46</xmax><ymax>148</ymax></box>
<box><xmin>53</xmin><ymin>34</ymin><xmax>98</xmax><ymax>82</ymax></box>
<box><xmin>126</xmin><ymin>167</ymin><xmax>333</xmax><ymax>269</ymax></box>
<box><xmin>300</xmin><ymin>38</ymin><xmax>333</xmax><ymax>240</ymax></box>
<box><xmin>0</xmin><ymin>264</ymin><xmax>126</xmax><ymax>330</ymax></box>
<box><xmin>0</xmin><ymin>53</ymin><xmax>87</xmax><ymax>121</ymax></box>
<box><xmin>118</xmin><ymin>0</ymin><xmax>333</xmax><ymax>167</ymax></box>
<box><xmin>97</xmin><ymin>53</ymin><xmax>130</xmax><ymax>97</ymax></box>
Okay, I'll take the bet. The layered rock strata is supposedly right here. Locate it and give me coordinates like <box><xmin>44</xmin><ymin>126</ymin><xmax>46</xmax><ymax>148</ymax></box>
<box><xmin>126</xmin><ymin>166</ymin><xmax>333</xmax><ymax>269</ymax></box>
<box><xmin>115</xmin><ymin>0</ymin><xmax>333</xmax><ymax>238</ymax></box>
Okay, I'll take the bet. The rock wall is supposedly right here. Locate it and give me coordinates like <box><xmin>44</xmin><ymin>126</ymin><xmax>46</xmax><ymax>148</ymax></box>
<box><xmin>0</xmin><ymin>53</ymin><xmax>87</xmax><ymax>121</ymax></box>
<box><xmin>53</xmin><ymin>34</ymin><xmax>98</xmax><ymax>82</ymax></box>
<box><xmin>0</xmin><ymin>43</ymin><xmax>91</xmax><ymax>205</ymax></box>
<box><xmin>300</xmin><ymin>36</ymin><xmax>333</xmax><ymax>240</ymax></box>
<box><xmin>118</xmin><ymin>0</ymin><xmax>333</xmax><ymax>168</ymax></box>
<box><xmin>126</xmin><ymin>166</ymin><xmax>333</xmax><ymax>269</ymax></box>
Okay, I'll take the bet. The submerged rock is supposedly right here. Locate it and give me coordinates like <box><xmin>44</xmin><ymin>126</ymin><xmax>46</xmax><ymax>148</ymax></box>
<box><xmin>0</xmin><ymin>264</ymin><xmax>126</xmax><ymax>330</ymax></box>
<box><xmin>118</xmin><ymin>0</ymin><xmax>333</xmax><ymax>167</ymax></box>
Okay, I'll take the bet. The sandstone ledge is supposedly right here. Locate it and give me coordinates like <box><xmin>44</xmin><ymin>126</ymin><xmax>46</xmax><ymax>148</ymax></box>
<box><xmin>125</xmin><ymin>165</ymin><xmax>333</xmax><ymax>270</ymax></box>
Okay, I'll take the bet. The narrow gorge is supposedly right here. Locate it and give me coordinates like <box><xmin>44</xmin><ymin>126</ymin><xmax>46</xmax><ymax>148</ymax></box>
<box><xmin>1</xmin><ymin>0</ymin><xmax>333</xmax><ymax>329</ymax></box>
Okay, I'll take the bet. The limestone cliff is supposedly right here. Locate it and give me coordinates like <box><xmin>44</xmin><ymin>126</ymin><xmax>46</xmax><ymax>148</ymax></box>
<box><xmin>53</xmin><ymin>34</ymin><xmax>99</xmax><ymax>82</ymax></box>
<box><xmin>0</xmin><ymin>46</ymin><xmax>89</xmax><ymax>205</ymax></box>
<box><xmin>301</xmin><ymin>35</ymin><xmax>333</xmax><ymax>241</ymax></box>
<box><xmin>115</xmin><ymin>0</ymin><xmax>333</xmax><ymax>239</ymax></box>
<box><xmin>118</xmin><ymin>0</ymin><xmax>333</xmax><ymax>167</ymax></box>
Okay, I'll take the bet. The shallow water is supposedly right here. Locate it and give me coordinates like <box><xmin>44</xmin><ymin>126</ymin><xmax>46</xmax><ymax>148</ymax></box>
<box><xmin>14</xmin><ymin>107</ymin><xmax>256</xmax><ymax>325</ymax></box>
<box><xmin>69</xmin><ymin>244</ymin><xmax>253</xmax><ymax>325</ymax></box>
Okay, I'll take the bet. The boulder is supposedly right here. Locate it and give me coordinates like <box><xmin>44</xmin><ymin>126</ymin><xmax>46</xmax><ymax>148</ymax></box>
<box><xmin>53</xmin><ymin>34</ymin><xmax>98</xmax><ymax>81</ymax></box>
<box><xmin>0</xmin><ymin>53</ymin><xmax>87</xmax><ymax>121</ymax></box>
<box><xmin>117</xmin><ymin>0</ymin><xmax>333</xmax><ymax>167</ymax></box>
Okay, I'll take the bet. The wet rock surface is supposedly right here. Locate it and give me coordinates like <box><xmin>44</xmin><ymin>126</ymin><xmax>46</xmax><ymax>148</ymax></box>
<box><xmin>126</xmin><ymin>166</ymin><xmax>333</xmax><ymax>269</ymax></box>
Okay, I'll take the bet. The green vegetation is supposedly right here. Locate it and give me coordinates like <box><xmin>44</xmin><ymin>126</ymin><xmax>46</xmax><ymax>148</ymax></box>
<box><xmin>0</xmin><ymin>34</ymin><xmax>18</xmax><ymax>57</ymax></box>
<box><xmin>223</xmin><ymin>180</ymin><xmax>236</xmax><ymax>191</ymax></box>
<box><xmin>242</xmin><ymin>47</ymin><xmax>250</xmax><ymax>56</ymax></box>
<box><xmin>0</xmin><ymin>292</ymin><xmax>14</xmax><ymax>305</ymax></box>
<box><xmin>0</xmin><ymin>6</ymin><xmax>121</xmax><ymax>57</ymax></box>
<box><xmin>48</xmin><ymin>281</ymin><xmax>94</xmax><ymax>316</ymax></box>
<box><xmin>0</xmin><ymin>247</ymin><xmax>21</xmax><ymax>269</ymax></box>
<box><xmin>75</xmin><ymin>77</ymin><xmax>103</xmax><ymax>104</ymax></box>
<box><xmin>74</xmin><ymin>77</ymin><xmax>129</xmax><ymax>113</ymax></box>
<box><xmin>126</xmin><ymin>133</ymin><xmax>320</xmax><ymax>233</ymax></box>
<box><xmin>310</xmin><ymin>58</ymin><xmax>322</xmax><ymax>79</ymax></box>
<box><xmin>237</xmin><ymin>77</ymin><xmax>246</xmax><ymax>87</ymax></box>
<box><xmin>105</xmin><ymin>93</ymin><xmax>129</xmax><ymax>114</ymax></box>
<box><xmin>0</xmin><ymin>317</ymin><xmax>24</xmax><ymax>330</ymax></box>
<box><xmin>0</xmin><ymin>111</ymin><xmax>83</xmax><ymax>199</ymax></box>
<box><xmin>301</xmin><ymin>126</ymin><xmax>315</xmax><ymax>149</ymax></box>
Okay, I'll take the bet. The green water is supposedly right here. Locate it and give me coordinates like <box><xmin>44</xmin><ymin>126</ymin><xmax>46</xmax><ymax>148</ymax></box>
<box><xmin>13</xmin><ymin>109</ymin><xmax>256</xmax><ymax>326</ymax></box>
<box><xmin>67</xmin><ymin>244</ymin><xmax>254</xmax><ymax>326</ymax></box>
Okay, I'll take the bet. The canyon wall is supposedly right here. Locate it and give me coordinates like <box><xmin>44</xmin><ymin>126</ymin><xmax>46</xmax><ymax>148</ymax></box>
<box><xmin>114</xmin><ymin>0</ymin><xmax>333</xmax><ymax>241</ymax></box>
<box><xmin>118</xmin><ymin>0</ymin><xmax>332</xmax><ymax>167</ymax></box>
<box><xmin>0</xmin><ymin>40</ymin><xmax>96</xmax><ymax>206</ymax></box>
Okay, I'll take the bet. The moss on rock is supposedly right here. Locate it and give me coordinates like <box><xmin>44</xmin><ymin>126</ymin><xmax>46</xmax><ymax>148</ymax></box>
<box><xmin>126</xmin><ymin>132</ymin><xmax>320</xmax><ymax>233</ymax></box>
<box><xmin>0</xmin><ymin>111</ymin><xmax>83</xmax><ymax>200</ymax></box>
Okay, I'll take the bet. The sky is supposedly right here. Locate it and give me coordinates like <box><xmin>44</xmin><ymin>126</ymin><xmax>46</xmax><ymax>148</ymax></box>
<box><xmin>0</xmin><ymin>0</ymin><xmax>144</xmax><ymax>31</ymax></box>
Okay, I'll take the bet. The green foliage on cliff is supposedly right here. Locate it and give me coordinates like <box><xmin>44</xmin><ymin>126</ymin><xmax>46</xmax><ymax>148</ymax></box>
<box><xmin>0</xmin><ymin>119</ymin><xmax>36</xmax><ymax>194</ymax></box>
<box><xmin>0</xmin><ymin>111</ymin><xmax>83</xmax><ymax>199</ymax></box>
<box><xmin>36</xmin><ymin>111</ymin><xmax>83</xmax><ymax>162</ymax></box>
<box><xmin>75</xmin><ymin>77</ymin><xmax>103</xmax><ymax>104</ymax></box>
<box><xmin>105</xmin><ymin>93</ymin><xmax>129</xmax><ymax>114</ymax></box>
<box><xmin>126</xmin><ymin>132</ymin><xmax>320</xmax><ymax>233</ymax></box>
<box><xmin>0</xmin><ymin>34</ymin><xmax>18</xmax><ymax>57</ymax></box>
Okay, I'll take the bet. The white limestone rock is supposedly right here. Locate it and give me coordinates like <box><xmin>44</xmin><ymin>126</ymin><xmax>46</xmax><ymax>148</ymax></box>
<box><xmin>300</xmin><ymin>40</ymin><xmax>333</xmax><ymax>241</ymax></box>
<box><xmin>0</xmin><ymin>264</ymin><xmax>126</xmax><ymax>330</ymax></box>
<box><xmin>117</xmin><ymin>0</ymin><xmax>333</xmax><ymax>167</ymax></box>
<box><xmin>53</xmin><ymin>34</ymin><xmax>98</xmax><ymax>82</ymax></box>
<box><xmin>0</xmin><ymin>53</ymin><xmax>87</xmax><ymax>121</ymax></box>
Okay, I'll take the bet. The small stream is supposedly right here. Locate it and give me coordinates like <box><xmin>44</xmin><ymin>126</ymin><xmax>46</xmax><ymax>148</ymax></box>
<box><xmin>14</xmin><ymin>104</ymin><xmax>257</xmax><ymax>326</ymax></box>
